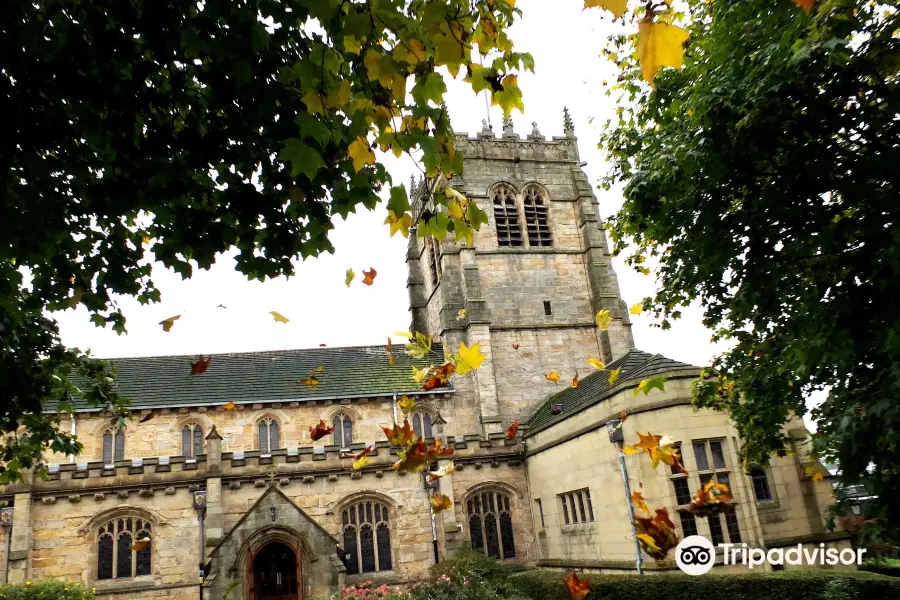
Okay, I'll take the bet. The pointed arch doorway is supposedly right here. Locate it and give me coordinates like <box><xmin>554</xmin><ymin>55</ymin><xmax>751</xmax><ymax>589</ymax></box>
<box><xmin>251</xmin><ymin>541</ymin><xmax>300</xmax><ymax>600</ymax></box>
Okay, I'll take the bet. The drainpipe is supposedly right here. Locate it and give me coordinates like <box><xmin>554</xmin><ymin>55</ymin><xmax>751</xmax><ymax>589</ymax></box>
<box><xmin>392</xmin><ymin>393</ymin><xmax>398</xmax><ymax>423</ymax></box>
<box><xmin>69</xmin><ymin>414</ymin><xmax>76</xmax><ymax>463</ymax></box>
<box><xmin>1</xmin><ymin>507</ymin><xmax>13</xmax><ymax>584</ymax></box>
<box><xmin>607</xmin><ymin>420</ymin><xmax>643</xmax><ymax>575</ymax></box>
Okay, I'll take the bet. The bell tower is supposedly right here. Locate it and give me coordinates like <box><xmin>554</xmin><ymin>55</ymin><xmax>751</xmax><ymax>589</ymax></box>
<box><xmin>406</xmin><ymin>110</ymin><xmax>634</xmax><ymax>433</ymax></box>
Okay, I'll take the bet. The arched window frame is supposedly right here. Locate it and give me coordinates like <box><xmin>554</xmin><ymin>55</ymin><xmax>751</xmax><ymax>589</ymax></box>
<box><xmin>332</xmin><ymin>413</ymin><xmax>353</xmax><ymax>448</ymax></box>
<box><xmin>96</xmin><ymin>516</ymin><xmax>153</xmax><ymax>580</ymax></box>
<box><xmin>258</xmin><ymin>417</ymin><xmax>280</xmax><ymax>454</ymax></box>
<box><xmin>181</xmin><ymin>422</ymin><xmax>203</xmax><ymax>459</ymax></box>
<box><xmin>339</xmin><ymin>497</ymin><xmax>394</xmax><ymax>575</ymax></box>
<box><xmin>411</xmin><ymin>411</ymin><xmax>433</xmax><ymax>440</ymax></box>
<box><xmin>466</xmin><ymin>488</ymin><xmax>517</xmax><ymax>560</ymax></box>
<box><xmin>101</xmin><ymin>427</ymin><xmax>125</xmax><ymax>465</ymax></box>
<box><xmin>491</xmin><ymin>183</ymin><xmax>523</xmax><ymax>247</ymax></box>
<box><xmin>522</xmin><ymin>184</ymin><xmax>553</xmax><ymax>247</ymax></box>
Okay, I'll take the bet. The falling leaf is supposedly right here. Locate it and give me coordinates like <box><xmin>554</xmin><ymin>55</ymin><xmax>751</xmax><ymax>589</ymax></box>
<box><xmin>160</xmin><ymin>315</ymin><xmax>181</xmax><ymax>332</ymax></box>
<box><xmin>793</xmin><ymin>0</ymin><xmax>814</xmax><ymax>12</ymax></box>
<box><xmin>397</xmin><ymin>395</ymin><xmax>416</xmax><ymax>414</ymax></box>
<box><xmin>585</xmin><ymin>358</ymin><xmax>606</xmax><ymax>370</ymax></box>
<box><xmin>411</xmin><ymin>365</ymin><xmax>430</xmax><ymax>384</ymax></box>
<box><xmin>131</xmin><ymin>536</ymin><xmax>151</xmax><ymax>552</ymax></box>
<box><xmin>457</xmin><ymin>308</ymin><xmax>466</xmax><ymax>320</ymax></box>
<box><xmin>392</xmin><ymin>437</ymin><xmax>454</xmax><ymax>473</ymax></box>
<box><xmin>348</xmin><ymin>137</ymin><xmax>376</xmax><ymax>171</ymax></box>
<box><xmin>572</xmin><ymin>372</ymin><xmax>580</xmax><ymax>389</ymax></box>
<box><xmin>608</xmin><ymin>368</ymin><xmax>621</xmax><ymax>385</ymax></box>
<box><xmin>312</xmin><ymin>366</ymin><xmax>325</xmax><ymax>373</ymax></box>
<box><xmin>351</xmin><ymin>446</ymin><xmax>375</xmax><ymax>471</ymax></box>
<box><xmin>455</xmin><ymin>341</ymin><xmax>486</xmax><ymax>375</ymax></box>
<box><xmin>422</xmin><ymin>362</ymin><xmax>456</xmax><ymax>391</ymax></box>
<box><xmin>269</xmin><ymin>311</ymin><xmax>290</xmax><ymax>323</ymax></box>
<box><xmin>387</xmin><ymin>337</ymin><xmax>396</xmax><ymax>366</ymax></box>
<box><xmin>512</xmin><ymin>343</ymin><xmax>520</xmax><ymax>350</ymax></box>
<box><xmin>300</xmin><ymin>377</ymin><xmax>320</xmax><ymax>388</ymax></box>
<box><xmin>688</xmin><ymin>481</ymin><xmax>733</xmax><ymax>517</ymax></box>
<box><xmin>430</xmin><ymin>494</ymin><xmax>453</xmax><ymax>513</ymax></box>
<box><xmin>216</xmin><ymin>304</ymin><xmax>227</xmax><ymax>309</ymax></box>
<box><xmin>630</xmin><ymin>432</ymin><xmax>688</xmax><ymax>474</ymax></box>
<box><xmin>805</xmin><ymin>465</ymin><xmax>826</xmax><ymax>482</ymax></box>
<box><xmin>223</xmin><ymin>401</ymin><xmax>237</xmax><ymax>411</ymax></box>
<box><xmin>583</xmin><ymin>0</ymin><xmax>627</xmax><ymax>19</ymax></box>
<box><xmin>507</xmin><ymin>420</ymin><xmax>520</xmax><ymax>440</ymax></box>
<box><xmin>637</xmin><ymin>20</ymin><xmax>690</xmax><ymax>85</ymax></box>
<box><xmin>191</xmin><ymin>356</ymin><xmax>212</xmax><ymax>376</ymax></box>
<box><xmin>812</xmin><ymin>471</ymin><xmax>825</xmax><ymax>483</ymax></box>
<box><xmin>362</xmin><ymin>268</ymin><xmax>377</xmax><ymax>286</ymax></box>
<box><xmin>595</xmin><ymin>309</ymin><xmax>612</xmax><ymax>330</ymax></box>
<box><xmin>384</xmin><ymin>210</ymin><xmax>413</xmax><ymax>238</ymax></box>
<box><xmin>382</xmin><ymin>419</ymin><xmax>416</xmax><ymax>447</ymax></box>
<box><xmin>403</xmin><ymin>331</ymin><xmax>433</xmax><ymax>359</ymax></box>
<box><xmin>345</xmin><ymin>269</ymin><xmax>355</xmax><ymax>287</ymax></box>
<box><xmin>546</xmin><ymin>371</ymin><xmax>560</xmax><ymax>384</ymax></box>
<box><xmin>631</xmin><ymin>486</ymin><xmax>649</xmax><ymax>514</ymax></box>
<box><xmin>428</xmin><ymin>460</ymin><xmax>457</xmax><ymax>482</ymax></box>
<box><xmin>563</xmin><ymin>572</ymin><xmax>591</xmax><ymax>600</ymax></box>
<box><xmin>139</xmin><ymin>412</ymin><xmax>154</xmax><ymax>423</ymax></box>
<box><xmin>142</xmin><ymin>236</ymin><xmax>151</xmax><ymax>246</ymax></box>
<box><xmin>629</xmin><ymin>303</ymin><xmax>643</xmax><ymax>315</ymax></box>
<box><xmin>634</xmin><ymin>376</ymin><xmax>666</xmax><ymax>396</ymax></box>
<box><xmin>634</xmin><ymin>507</ymin><xmax>679</xmax><ymax>560</ymax></box>
<box><xmin>309</xmin><ymin>420</ymin><xmax>335</xmax><ymax>441</ymax></box>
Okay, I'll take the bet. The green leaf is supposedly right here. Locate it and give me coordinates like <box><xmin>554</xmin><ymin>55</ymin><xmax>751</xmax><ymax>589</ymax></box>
<box><xmin>279</xmin><ymin>138</ymin><xmax>326</xmax><ymax>181</ymax></box>
<box><xmin>388</xmin><ymin>185</ymin><xmax>410</xmax><ymax>215</ymax></box>
<box><xmin>412</xmin><ymin>72</ymin><xmax>447</xmax><ymax>106</ymax></box>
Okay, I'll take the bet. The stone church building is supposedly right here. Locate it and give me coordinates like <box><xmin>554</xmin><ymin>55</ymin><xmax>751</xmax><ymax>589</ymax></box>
<box><xmin>0</xmin><ymin>116</ymin><xmax>848</xmax><ymax>599</ymax></box>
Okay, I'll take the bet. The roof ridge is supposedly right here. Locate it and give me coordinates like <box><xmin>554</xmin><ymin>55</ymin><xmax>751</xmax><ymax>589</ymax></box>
<box><xmin>96</xmin><ymin>342</ymin><xmax>445</xmax><ymax>361</ymax></box>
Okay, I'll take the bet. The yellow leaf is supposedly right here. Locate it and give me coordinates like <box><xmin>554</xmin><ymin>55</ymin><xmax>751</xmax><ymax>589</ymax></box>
<box><xmin>160</xmin><ymin>315</ymin><xmax>181</xmax><ymax>332</ymax></box>
<box><xmin>608</xmin><ymin>368</ymin><xmax>621</xmax><ymax>384</ymax></box>
<box><xmin>572</xmin><ymin>373</ymin><xmax>580</xmax><ymax>388</ymax></box>
<box><xmin>455</xmin><ymin>341</ymin><xmax>486</xmax><ymax>374</ymax></box>
<box><xmin>397</xmin><ymin>395</ymin><xmax>416</xmax><ymax>414</ymax></box>
<box><xmin>584</xmin><ymin>0</ymin><xmax>628</xmax><ymax>19</ymax></box>
<box><xmin>595</xmin><ymin>309</ymin><xmax>612</xmax><ymax>330</ymax></box>
<box><xmin>490</xmin><ymin>74</ymin><xmax>525</xmax><ymax>118</ymax></box>
<box><xmin>300</xmin><ymin>377</ymin><xmax>319</xmax><ymax>388</ymax></box>
<box><xmin>142</xmin><ymin>236</ymin><xmax>151</xmax><ymax>246</ymax></box>
<box><xmin>430</xmin><ymin>493</ymin><xmax>453</xmax><ymax>513</ymax></box>
<box><xmin>302</xmin><ymin>90</ymin><xmax>325</xmax><ymax>115</ymax></box>
<box><xmin>546</xmin><ymin>371</ymin><xmax>560</xmax><ymax>384</ymax></box>
<box><xmin>629</xmin><ymin>303</ymin><xmax>643</xmax><ymax>315</ymax></box>
<box><xmin>344</xmin><ymin>35</ymin><xmax>363</xmax><ymax>55</ymax></box>
<box><xmin>394</xmin><ymin>331</ymin><xmax>414</xmax><ymax>339</ymax></box>
<box><xmin>353</xmin><ymin>455</ymin><xmax>372</xmax><ymax>471</ymax></box>
<box><xmin>269</xmin><ymin>311</ymin><xmax>289</xmax><ymax>323</ymax></box>
<box><xmin>637</xmin><ymin>21</ymin><xmax>690</xmax><ymax>85</ymax></box>
<box><xmin>622</xmin><ymin>445</ymin><xmax>640</xmax><ymax>455</ymax></box>
<box><xmin>348</xmin><ymin>137</ymin><xmax>376</xmax><ymax>172</ymax></box>
<box><xmin>384</xmin><ymin>210</ymin><xmax>413</xmax><ymax>238</ymax></box>
<box><xmin>393</xmin><ymin>39</ymin><xmax>427</xmax><ymax>67</ymax></box>
<box><xmin>345</xmin><ymin>268</ymin><xmax>355</xmax><ymax>287</ymax></box>
<box><xmin>412</xmin><ymin>365</ymin><xmax>430</xmax><ymax>383</ymax></box>
<box><xmin>457</xmin><ymin>308</ymin><xmax>466</xmax><ymax>320</ymax></box>
<box><xmin>585</xmin><ymin>358</ymin><xmax>606</xmax><ymax>370</ymax></box>
<box><xmin>223</xmin><ymin>401</ymin><xmax>237</xmax><ymax>411</ymax></box>
<box><xmin>812</xmin><ymin>471</ymin><xmax>825</xmax><ymax>483</ymax></box>
<box><xmin>325</xmin><ymin>80</ymin><xmax>351</xmax><ymax>109</ymax></box>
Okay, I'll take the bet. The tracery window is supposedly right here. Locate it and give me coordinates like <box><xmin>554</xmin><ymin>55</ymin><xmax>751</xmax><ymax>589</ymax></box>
<box><xmin>258</xmin><ymin>418</ymin><xmax>280</xmax><ymax>454</ymax></box>
<box><xmin>467</xmin><ymin>490</ymin><xmax>516</xmax><ymax>559</ymax></box>
<box><xmin>492</xmin><ymin>185</ymin><xmax>522</xmax><ymax>247</ymax></box>
<box><xmin>102</xmin><ymin>427</ymin><xmax>125</xmax><ymax>465</ymax></box>
<box><xmin>333</xmin><ymin>414</ymin><xmax>353</xmax><ymax>447</ymax></box>
<box><xmin>411</xmin><ymin>412</ymin><xmax>432</xmax><ymax>440</ymax></box>
<box><xmin>523</xmin><ymin>186</ymin><xmax>552</xmax><ymax>246</ymax></box>
<box><xmin>182</xmin><ymin>423</ymin><xmax>203</xmax><ymax>458</ymax></box>
<box><xmin>97</xmin><ymin>517</ymin><xmax>152</xmax><ymax>580</ymax></box>
<box><xmin>342</xmin><ymin>500</ymin><xmax>393</xmax><ymax>575</ymax></box>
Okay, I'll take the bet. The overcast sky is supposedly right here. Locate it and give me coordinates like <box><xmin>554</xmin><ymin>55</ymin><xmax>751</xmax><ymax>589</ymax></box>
<box><xmin>53</xmin><ymin>1</ymin><xmax>726</xmax><ymax>374</ymax></box>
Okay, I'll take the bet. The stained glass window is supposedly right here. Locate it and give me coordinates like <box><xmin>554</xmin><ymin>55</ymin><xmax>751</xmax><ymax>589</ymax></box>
<box><xmin>467</xmin><ymin>490</ymin><xmax>516</xmax><ymax>559</ymax></box>
<box><xmin>98</xmin><ymin>516</ymin><xmax>151</xmax><ymax>579</ymax></box>
<box><xmin>341</xmin><ymin>500</ymin><xmax>392</xmax><ymax>574</ymax></box>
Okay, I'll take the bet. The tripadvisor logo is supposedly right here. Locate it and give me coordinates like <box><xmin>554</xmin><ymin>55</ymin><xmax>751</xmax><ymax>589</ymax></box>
<box><xmin>675</xmin><ymin>536</ymin><xmax>866</xmax><ymax>575</ymax></box>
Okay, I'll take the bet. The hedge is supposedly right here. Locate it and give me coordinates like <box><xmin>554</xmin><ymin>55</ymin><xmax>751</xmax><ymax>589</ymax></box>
<box><xmin>509</xmin><ymin>569</ymin><xmax>900</xmax><ymax>600</ymax></box>
<box><xmin>0</xmin><ymin>581</ymin><xmax>95</xmax><ymax>600</ymax></box>
<box><xmin>860</xmin><ymin>559</ymin><xmax>900</xmax><ymax>578</ymax></box>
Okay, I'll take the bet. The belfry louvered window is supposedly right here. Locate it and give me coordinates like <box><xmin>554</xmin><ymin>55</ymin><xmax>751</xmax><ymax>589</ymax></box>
<box><xmin>428</xmin><ymin>237</ymin><xmax>442</xmax><ymax>286</ymax></box>
<box><xmin>342</xmin><ymin>500</ymin><xmax>393</xmax><ymax>574</ymax></box>
<box><xmin>523</xmin><ymin>186</ymin><xmax>552</xmax><ymax>246</ymax></box>
<box><xmin>492</xmin><ymin>185</ymin><xmax>522</xmax><ymax>246</ymax></box>
<box><xmin>467</xmin><ymin>490</ymin><xmax>516</xmax><ymax>559</ymax></box>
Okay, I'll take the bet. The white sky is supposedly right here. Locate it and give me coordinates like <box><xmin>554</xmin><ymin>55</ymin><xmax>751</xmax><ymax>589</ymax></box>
<box><xmin>52</xmin><ymin>1</ymin><xmax>733</xmax><ymax>395</ymax></box>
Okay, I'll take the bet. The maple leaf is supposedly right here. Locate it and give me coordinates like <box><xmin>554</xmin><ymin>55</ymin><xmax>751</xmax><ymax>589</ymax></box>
<box><xmin>585</xmin><ymin>358</ymin><xmax>605</xmax><ymax>370</ymax></box>
<box><xmin>348</xmin><ymin>137</ymin><xmax>376</xmax><ymax>172</ymax></box>
<box><xmin>608</xmin><ymin>368</ymin><xmax>621</xmax><ymax>385</ymax></box>
<box><xmin>583</xmin><ymin>0</ymin><xmax>627</xmax><ymax>19</ymax></box>
<box><xmin>637</xmin><ymin>20</ymin><xmax>690</xmax><ymax>85</ymax></box>
<box><xmin>430</xmin><ymin>494</ymin><xmax>453</xmax><ymax>513</ymax></box>
<box><xmin>455</xmin><ymin>341</ymin><xmax>486</xmax><ymax>374</ymax></box>
<box><xmin>546</xmin><ymin>371</ymin><xmax>560</xmax><ymax>384</ymax></box>
<box><xmin>457</xmin><ymin>308</ymin><xmax>466</xmax><ymax>320</ymax></box>
<box><xmin>387</xmin><ymin>337</ymin><xmax>396</xmax><ymax>367</ymax></box>
<box><xmin>563</xmin><ymin>572</ymin><xmax>591</xmax><ymax>600</ymax></box>
<box><xmin>631</xmin><ymin>486</ymin><xmax>649</xmax><ymax>514</ymax></box>
<box><xmin>393</xmin><ymin>438</ymin><xmax>454</xmax><ymax>472</ymax></box>
<box><xmin>309</xmin><ymin>420</ymin><xmax>334</xmax><ymax>442</ymax></box>
<box><xmin>139</xmin><ymin>412</ymin><xmax>155</xmax><ymax>423</ymax></box>
<box><xmin>512</xmin><ymin>343</ymin><xmax>520</xmax><ymax>350</ymax></box>
<box><xmin>688</xmin><ymin>481</ymin><xmax>733</xmax><ymax>517</ymax></box>
<box><xmin>793</xmin><ymin>0</ymin><xmax>814</xmax><ymax>12</ymax></box>
<box><xmin>629</xmin><ymin>303</ymin><xmax>643</xmax><ymax>315</ymax></box>
<box><xmin>382</xmin><ymin>419</ymin><xmax>416</xmax><ymax>447</ymax></box>
<box><xmin>269</xmin><ymin>311</ymin><xmax>289</xmax><ymax>323</ymax></box>
<box><xmin>411</xmin><ymin>365</ymin><xmax>430</xmax><ymax>383</ymax></box>
<box><xmin>384</xmin><ymin>210</ymin><xmax>413</xmax><ymax>238</ymax></box>
<box><xmin>299</xmin><ymin>377</ymin><xmax>319</xmax><ymax>388</ymax></box>
<box><xmin>160</xmin><ymin>315</ymin><xmax>181</xmax><ymax>332</ymax></box>
<box><xmin>634</xmin><ymin>507</ymin><xmax>679</xmax><ymax>560</ymax></box>
<box><xmin>634</xmin><ymin>376</ymin><xmax>666</xmax><ymax>396</ymax></box>
<box><xmin>507</xmin><ymin>420</ymin><xmax>519</xmax><ymax>440</ymax></box>
<box><xmin>351</xmin><ymin>446</ymin><xmax>375</xmax><ymax>471</ymax></box>
<box><xmin>595</xmin><ymin>310</ymin><xmax>612</xmax><ymax>330</ymax></box>
<box><xmin>362</xmin><ymin>268</ymin><xmax>377</xmax><ymax>285</ymax></box>
<box><xmin>422</xmin><ymin>362</ymin><xmax>455</xmax><ymax>391</ymax></box>
<box><xmin>131</xmin><ymin>536</ymin><xmax>151</xmax><ymax>552</ymax></box>
<box><xmin>223</xmin><ymin>401</ymin><xmax>237</xmax><ymax>411</ymax></box>
<box><xmin>397</xmin><ymin>395</ymin><xmax>416</xmax><ymax>414</ymax></box>
<box><xmin>428</xmin><ymin>460</ymin><xmax>456</xmax><ymax>482</ymax></box>
<box><xmin>630</xmin><ymin>432</ymin><xmax>688</xmax><ymax>474</ymax></box>
<box><xmin>191</xmin><ymin>356</ymin><xmax>212</xmax><ymax>376</ymax></box>
<box><xmin>403</xmin><ymin>331</ymin><xmax>433</xmax><ymax>359</ymax></box>
<box><xmin>345</xmin><ymin>269</ymin><xmax>355</xmax><ymax>287</ymax></box>
<box><xmin>572</xmin><ymin>372</ymin><xmax>580</xmax><ymax>389</ymax></box>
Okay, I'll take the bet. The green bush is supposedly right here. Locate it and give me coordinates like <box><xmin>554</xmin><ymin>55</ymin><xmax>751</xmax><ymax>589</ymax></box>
<box><xmin>0</xmin><ymin>581</ymin><xmax>95</xmax><ymax>600</ymax></box>
<box><xmin>509</xmin><ymin>569</ymin><xmax>900</xmax><ymax>600</ymax></box>
<box><xmin>860</xmin><ymin>559</ymin><xmax>900</xmax><ymax>578</ymax></box>
<box><xmin>411</xmin><ymin>546</ymin><xmax>529</xmax><ymax>600</ymax></box>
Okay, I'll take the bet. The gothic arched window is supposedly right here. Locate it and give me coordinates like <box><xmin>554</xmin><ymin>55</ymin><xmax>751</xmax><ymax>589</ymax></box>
<box><xmin>411</xmin><ymin>412</ymin><xmax>432</xmax><ymax>440</ymax></box>
<box><xmin>102</xmin><ymin>427</ymin><xmax>125</xmax><ymax>465</ymax></box>
<box><xmin>342</xmin><ymin>500</ymin><xmax>393</xmax><ymax>575</ymax></box>
<box><xmin>492</xmin><ymin>185</ymin><xmax>522</xmax><ymax>247</ymax></box>
<box><xmin>333</xmin><ymin>414</ymin><xmax>353</xmax><ymax>447</ymax></box>
<box><xmin>523</xmin><ymin>186</ymin><xmax>552</xmax><ymax>247</ymax></box>
<box><xmin>97</xmin><ymin>517</ymin><xmax>152</xmax><ymax>580</ymax></box>
<box><xmin>258</xmin><ymin>418</ymin><xmax>280</xmax><ymax>454</ymax></box>
<box><xmin>182</xmin><ymin>423</ymin><xmax>203</xmax><ymax>458</ymax></box>
<box><xmin>467</xmin><ymin>490</ymin><xmax>516</xmax><ymax>559</ymax></box>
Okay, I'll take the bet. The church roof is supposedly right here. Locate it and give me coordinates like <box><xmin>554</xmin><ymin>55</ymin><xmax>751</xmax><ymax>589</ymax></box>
<box><xmin>525</xmin><ymin>350</ymin><xmax>700</xmax><ymax>436</ymax></box>
<box><xmin>68</xmin><ymin>344</ymin><xmax>449</xmax><ymax>411</ymax></box>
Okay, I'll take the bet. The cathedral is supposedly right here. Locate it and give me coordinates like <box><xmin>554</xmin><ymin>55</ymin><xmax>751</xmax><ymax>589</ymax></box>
<box><xmin>0</xmin><ymin>114</ymin><xmax>850</xmax><ymax>599</ymax></box>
